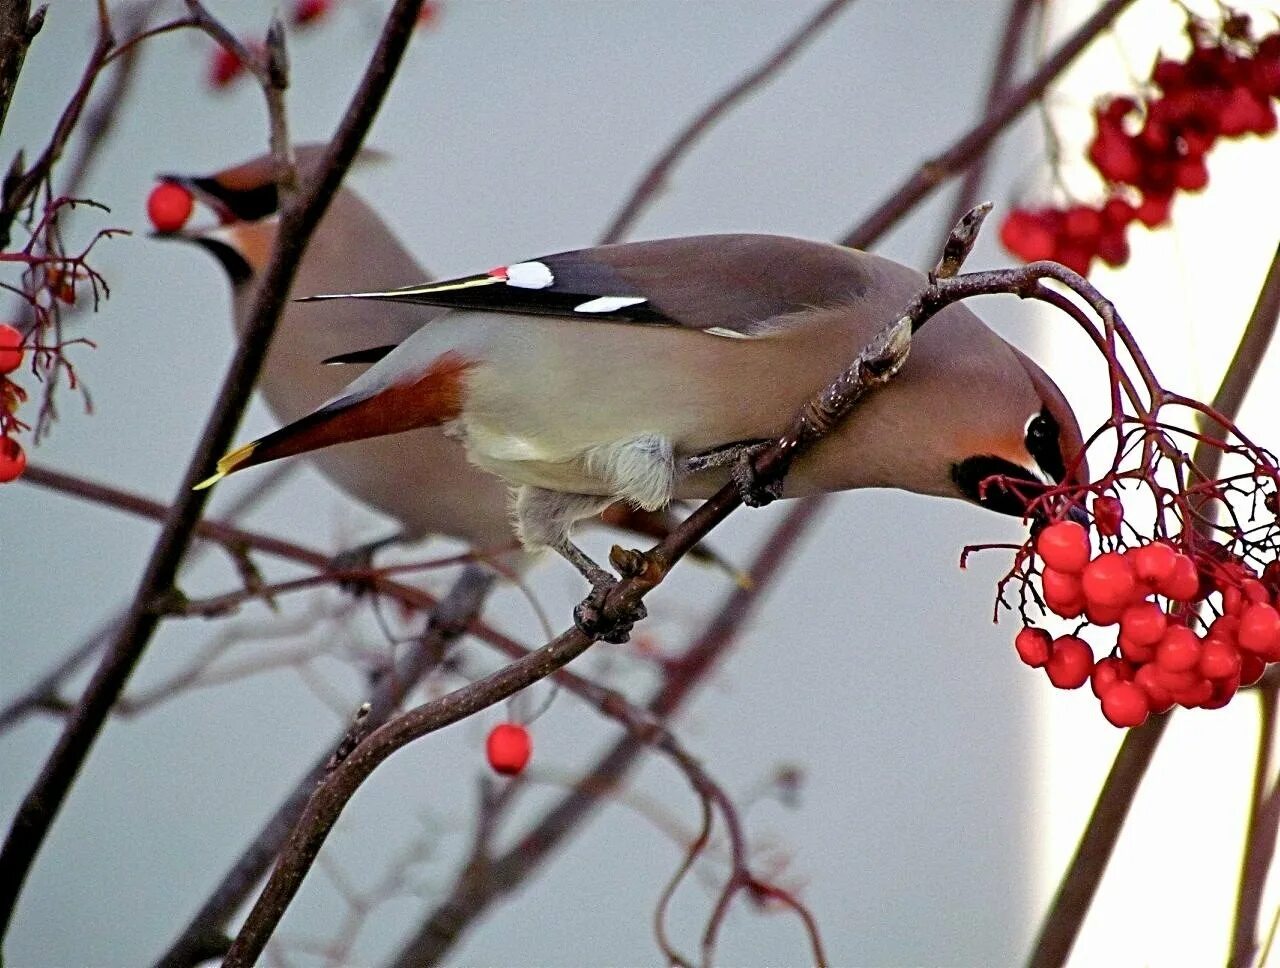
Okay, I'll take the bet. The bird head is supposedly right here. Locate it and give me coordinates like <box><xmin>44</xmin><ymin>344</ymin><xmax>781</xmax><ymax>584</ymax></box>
<box><xmin>948</xmin><ymin>346</ymin><xmax>1089</xmax><ymax>527</ymax></box>
<box><xmin>151</xmin><ymin>143</ymin><xmax>390</xmax><ymax>289</ymax></box>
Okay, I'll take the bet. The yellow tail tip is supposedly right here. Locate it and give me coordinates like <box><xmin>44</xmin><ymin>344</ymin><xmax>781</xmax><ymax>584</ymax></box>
<box><xmin>193</xmin><ymin>441</ymin><xmax>258</xmax><ymax>491</ymax></box>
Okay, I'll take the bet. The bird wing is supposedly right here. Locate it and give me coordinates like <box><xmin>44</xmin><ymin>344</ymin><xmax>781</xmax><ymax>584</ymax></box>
<box><xmin>299</xmin><ymin>233</ymin><xmax>886</xmax><ymax>338</ymax></box>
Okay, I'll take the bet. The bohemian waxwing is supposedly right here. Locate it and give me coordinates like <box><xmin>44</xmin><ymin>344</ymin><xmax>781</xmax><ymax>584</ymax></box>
<box><xmin>196</xmin><ymin>233</ymin><xmax>1087</xmax><ymax>592</ymax></box>
<box><xmin>162</xmin><ymin>149</ymin><xmax>740</xmax><ymax>576</ymax></box>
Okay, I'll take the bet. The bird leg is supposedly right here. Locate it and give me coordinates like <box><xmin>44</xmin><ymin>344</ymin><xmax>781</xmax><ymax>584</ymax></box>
<box><xmin>551</xmin><ymin>537</ymin><xmax>648</xmax><ymax>644</ymax></box>
<box><xmin>683</xmin><ymin>439</ymin><xmax>783</xmax><ymax>507</ymax></box>
<box><xmin>515</xmin><ymin>485</ymin><xmax>648</xmax><ymax>642</ymax></box>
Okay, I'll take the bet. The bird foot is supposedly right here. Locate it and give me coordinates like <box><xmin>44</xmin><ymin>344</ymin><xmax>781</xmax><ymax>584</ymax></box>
<box><xmin>732</xmin><ymin>445</ymin><xmax>784</xmax><ymax>507</ymax></box>
<box><xmin>573</xmin><ymin>574</ymin><xmax>648</xmax><ymax>644</ymax></box>
<box><xmin>684</xmin><ymin>440</ymin><xmax>782</xmax><ymax>507</ymax></box>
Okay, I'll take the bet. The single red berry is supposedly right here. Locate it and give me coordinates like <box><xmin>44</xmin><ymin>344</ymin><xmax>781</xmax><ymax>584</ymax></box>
<box><xmin>1263</xmin><ymin>558</ymin><xmax>1280</xmax><ymax>595</ymax></box>
<box><xmin>1091</xmin><ymin>656</ymin><xmax>1133</xmax><ymax>699</ymax></box>
<box><xmin>1156</xmin><ymin>553</ymin><xmax>1201</xmax><ymax>601</ymax></box>
<box><xmin>485</xmin><ymin>723</ymin><xmax>531</xmax><ymax>776</ymax></box>
<box><xmin>1134</xmin><ymin>663</ymin><xmax>1175</xmax><ymax>713</ymax></box>
<box><xmin>416</xmin><ymin>1</ymin><xmax>441</xmax><ymax>28</ymax></box>
<box><xmin>1063</xmin><ymin>205</ymin><xmax>1104</xmax><ymax>243</ymax></box>
<box><xmin>1153</xmin><ymin>58</ymin><xmax>1187</xmax><ymax>91</ymax></box>
<box><xmin>1092</xmin><ymin>496</ymin><xmax>1124</xmax><ymax>536</ymax></box>
<box><xmin>1102</xmin><ymin>197</ymin><xmax>1137</xmax><ymax>227</ymax></box>
<box><xmin>1119</xmin><ymin>601</ymin><xmax>1167</xmax><ymax>646</ymax></box>
<box><xmin>1085</xmin><ymin>599</ymin><xmax>1127</xmax><ymax>628</ymax></box>
<box><xmin>1238</xmin><ymin>603</ymin><xmax>1280</xmax><ymax>656</ymax></box>
<box><xmin>292</xmin><ymin>0</ymin><xmax>331</xmax><ymax>25</ymax></box>
<box><xmin>1042</xmin><ymin>568</ymin><xmax>1086</xmax><ymax>619</ymax></box>
<box><xmin>1046</xmin><ymin>636</ymin><xmax>1094</xmax><ymax>689</ymax></box>
<box><xmin>999</xmin><ymin>209</ymin><xmax>1057</xmax><ymax>263</ymax></box>
<box><xmin>146</xmin><ymin>182</ymin><xmax>194</xmax><ymax>234</ymax></box>
<box><xmin>1222</xmin><ymin>585</ymin><xmax>1244</xmax><ymax>616</ymax></box>
<box><xmin>1088</xmin><ymin>129</ymin><xmax>1143</xmax><ymax>184</ymax></box>
<box><xmin>1037</xmin><ymin>521</ymin><xmax>1091</xmax><ymax>574</ymax></box>
<box><xmin>1081</xmin><ymin>552</ymin><xmax>1139</xmax><ymax>609</ymax></box>
<box><xmin>1240</xmin><ymin>651</ymin><xmax>1267</xmax><ymax>687</ymax></box>
<box><xmin>1101</xmin><ymin>681</ymin><xmax>1150</xmax><ymax>728</ymax></box>
<box><xmin>1135</xmin><ymin>193</ymin><xmax>1173</xmax><ymax>228</ymax></box>
<box><xmin>1156</xmin><ymin>625</ymin><xmax>1201</xmax><ymax>673</ymax></box>
<box><xmin>1201</xmin><ymin>673</ymin><xmax>1241</xmax><ymax>710</ymax></box>
<box><xmin>1129</xmin><ymin>541</ymin><xmax>1177</xmax><ymax>586</ymax></box>
<box><xmin>1096</xmin><ymin>229</ymin><xmax>1131</xmax><ymax>268</ymax></box>
<box><xmin>209</xmin><ymin>45</ymin><xmax>244</xmax><ymax>89</ymax></box>
<box><xmin>0</xmin><ymin>436</ymin><xmax>26</xmax><ymax>483</ymax></box>
<box><xmin>1199</xmin><ymin>639</ymin><xmax>1242</xmax><ymax>680</ymax></box>
<box><xmin>1241</xmin><ymin>579</ymin><xmax>1271</xmax><ymax>605</ymax></box>
<box><xmin>1172</xmin><ymin>676</ymin><xmax>1214</xmax><ymax>709</ymax></box>
<box><xmin>1015</xmin><ymin>627</ymin><xmax>1053</xmax><ymax>668</ymax></box>
<box><xmin>0</xmin><ymin>324</ymin><xmax>24</xmax><ymax>374</ymax></box>
<box><xmin>1208</xmin><ymin>614</ymin><xmax>1241</xmax><ymax>643</ymax></box>
<box><xmin>1118</xmin><ymin>635</ymin><xmax>1156</xmax><ymax>665</ymax></box>
<box><xmin>1173</xmin><ymin>156</ymin><xmax>1209</xmax><ymax>192</ymax></box>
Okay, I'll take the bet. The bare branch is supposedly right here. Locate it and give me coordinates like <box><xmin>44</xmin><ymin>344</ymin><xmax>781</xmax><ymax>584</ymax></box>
<box><xmin>838</xmin><ymin>0</ymin><xmax>1137</xmax><ymax>249</ymax></box>
<box><xmin>598</xmin><ymin>0</ymin><xmax>857</xmax><ymax>244</ymax></box>
<box><xmin>0</xmin><ymin>0</ymin><xmax>427</xmax><ymax>943</ymax></box>
<box><xmin>0</xmin><ymin>2</ymin><xmax>43</xmax><ymax>138</ymax></box>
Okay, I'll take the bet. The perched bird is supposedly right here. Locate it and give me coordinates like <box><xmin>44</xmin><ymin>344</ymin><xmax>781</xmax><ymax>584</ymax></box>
<box><xmin>197</xmin><ymin>232</ymin><xmax>1085</xmax><ymax>617</ymax></box>
<box><xmin>162</xmin><ymin>149</ymin><xmax>738</xmax><ymax>576</ymax></box>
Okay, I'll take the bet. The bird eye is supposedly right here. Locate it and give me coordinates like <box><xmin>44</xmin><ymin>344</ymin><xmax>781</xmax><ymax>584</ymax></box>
<box><xmin>1024</xmin><ymin>407</ymin><xmax>1066</xmax><ymax>483</ymax></box>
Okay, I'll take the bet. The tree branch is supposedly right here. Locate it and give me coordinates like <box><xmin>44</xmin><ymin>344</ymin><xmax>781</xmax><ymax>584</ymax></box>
<box><xmin>838</xmin><ymin>0</ymin><xmax>1136</xmax><ymax>249</ymax></box>
<box><xmin>0</xmin><ymin>0</ymin><xmax>426</xmax><ymax>946</ymax></box>
<box><xmin>598</xmin><ymin>0</ymin><xmax>857</xmax><ymax>244</ymax></box>
<box><xmin>0</xmin><ymin>2</ymin><xmax>43</xmax><ymax>139</ymax></box>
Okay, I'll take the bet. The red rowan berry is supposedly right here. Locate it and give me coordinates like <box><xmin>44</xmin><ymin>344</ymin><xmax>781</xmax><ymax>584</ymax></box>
<box><xmin>1101</xmin><ymin>681</ymin><xmax>1149</xmax><ymax>727</ymax></box>
<box><xmin>1046</xmin><ymin>636</ymin><xmax>1094</xmax><ymax>689</ymax></box>
<box><xmin>486</xmin><ymin>723</ymin><xmax>531</xmax><ymax>776</ymax></box>
<box><xmin>147</xmin><ymin>182</ymin><xmax>194</xmax><ymax>234</ymax></box>
<box><xmin>0</xmin><ymin>324</ymin><xmax>23</xmax><ymax>374</ymax></box>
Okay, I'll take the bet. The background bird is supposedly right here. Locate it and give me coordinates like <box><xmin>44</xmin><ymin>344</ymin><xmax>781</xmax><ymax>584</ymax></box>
<box><xmin>196</xmin><ymin>232</ymin><xmax>1086</xmax><ymax>598</ymax></box>
<box><xmin>161</xmin><ymin>147</ymin><xmax>740</xmax><ymax>577</ymax></box>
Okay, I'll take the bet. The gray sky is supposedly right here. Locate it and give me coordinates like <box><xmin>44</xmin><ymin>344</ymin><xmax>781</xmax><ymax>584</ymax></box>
<box><xmin>3</xmin><ymin>2</ymin><xmax>1094</xmax><ymax>965</ymax></box>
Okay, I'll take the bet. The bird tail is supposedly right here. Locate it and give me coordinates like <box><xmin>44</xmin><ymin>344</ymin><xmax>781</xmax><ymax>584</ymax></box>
<box><xmin>196</xmin><ymin>351</ymin><xmax>475</xmax><ymax>491</ymax></box>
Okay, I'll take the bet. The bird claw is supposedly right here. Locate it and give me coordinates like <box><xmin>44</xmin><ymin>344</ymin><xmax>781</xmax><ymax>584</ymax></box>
<box><xmin>573</xmin><ymin>577</ymin><xmax>647</xmax><ymax>644</ymax></box>
<box><xmin>732</xmin><ymin>446</ymin><xmax>784</xmax><ymax>507</ymax></box>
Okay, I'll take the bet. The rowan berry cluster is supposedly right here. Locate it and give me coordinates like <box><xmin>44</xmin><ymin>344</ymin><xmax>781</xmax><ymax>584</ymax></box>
<box><xmin>1000</xmin><ymin>11</ymin><xmax>1280</xmax><ymax>276</ymax></box>
<box><xmin>1014</xmin><ymin>512</ymin><xmax>1280</xmax><ymax>728</ymax></box>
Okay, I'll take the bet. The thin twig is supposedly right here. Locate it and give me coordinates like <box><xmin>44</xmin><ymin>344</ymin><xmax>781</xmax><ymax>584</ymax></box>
<box><xmin>935</xmin><ymin>0</ymin><xmax>1040</xmax><ymax>254</ymax></box>
<box><xmin>156</xmin><ymin>565</ymin><xmax>494</xmax><ymax>968</ymax></box>
<box><xmin>389</xmin><ymin>501</ymin><xmax>825</xmax><ymax>965</ymax></box>
<box><xmin>1229</xmin><ymin>685</ymin><xmax>1280</xmax><ymax>968</ymax></box>
<box><xmin>0</xmin><ymin>463</ymin><xmax>293</xmax><ymax>734</ymax></box>
<box><xmin>598</xmin><ymin>0</ymin><xmax>857</xmax><ymax>244</ymax></box>
<box><xmin>838</xmin><ymin>0</ymin><xmax>1137</xmax><ymax>249</ymax></box>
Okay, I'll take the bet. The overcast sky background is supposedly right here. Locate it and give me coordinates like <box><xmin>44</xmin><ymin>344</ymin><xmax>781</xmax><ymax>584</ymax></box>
<box><xmin>3</xmin><ymin>2</ymin><xmax>1280</xmax><ymax>966</ymax></box>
